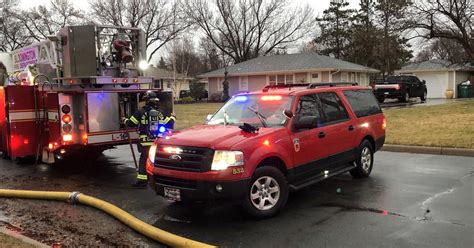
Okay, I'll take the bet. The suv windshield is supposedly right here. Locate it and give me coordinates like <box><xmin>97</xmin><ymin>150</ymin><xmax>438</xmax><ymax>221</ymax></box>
<box><xmin>208</xmin><ymin>95</ymin><xmax>294</xmax><ymax>127</ymax></box>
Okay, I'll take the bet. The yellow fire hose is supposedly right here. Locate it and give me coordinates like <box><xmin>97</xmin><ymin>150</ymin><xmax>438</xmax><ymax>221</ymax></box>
<box><xmin>0</xmin><ymin>189</ymin><xmax>215</xmax><ymax>248</ymax></box>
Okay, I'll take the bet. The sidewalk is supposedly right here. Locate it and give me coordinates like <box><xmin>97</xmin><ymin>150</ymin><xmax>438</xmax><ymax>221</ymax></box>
<box><xmin>382</xmin><ymin>144</ymin><xmax>474</xmax><ymax>157</ymax></box>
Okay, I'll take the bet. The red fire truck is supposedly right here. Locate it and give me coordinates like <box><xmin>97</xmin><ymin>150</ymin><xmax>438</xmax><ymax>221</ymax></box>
<box><xmin>0</xmin><ymin>25</ymin><xmax>173</xmax><ymax>163</ymax></box>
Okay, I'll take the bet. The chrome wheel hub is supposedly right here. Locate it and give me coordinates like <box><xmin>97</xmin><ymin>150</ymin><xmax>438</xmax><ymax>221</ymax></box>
<box><xmin>250</xmin><ymin>176</ymin><xmax>280</xmax><ymax>211</ymax></box>
<box><xmin>361</xmin><ymin>147</ymin><xmax>372</xmax><ymax>172</ymax></box>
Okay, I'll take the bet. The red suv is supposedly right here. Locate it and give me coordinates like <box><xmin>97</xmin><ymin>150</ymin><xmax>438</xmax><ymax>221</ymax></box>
<box><xmin>146</xmin><ymin>83</ymin><xmax>386</xmax><ymax>218</ymax></box>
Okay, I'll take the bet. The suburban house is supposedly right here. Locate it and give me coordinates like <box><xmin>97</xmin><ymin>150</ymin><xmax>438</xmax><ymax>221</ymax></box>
<box><xmin>145</xmin><ymin>66</ymin><xmax>195</xmax><ymax>99</ymax></box>
<box><xmin>199</xmin><ymin>53</ymin><xmax>379</xmax><ymax>97</ymax></box>
<box><xmin>395</xmin><ymin>60</ymin><xmax>474</xmax><ymax>98</ymax></box>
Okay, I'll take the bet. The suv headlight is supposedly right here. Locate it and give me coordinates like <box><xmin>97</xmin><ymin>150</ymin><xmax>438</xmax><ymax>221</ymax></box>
<box><xmin>211</xmin><ymin>150</ymin><xmax>244</xmax><ymax>170</ymax></box>
<box><xmin>148</xmin><ymin>144</ymin><xmax>157</xmax><ymax>164</ymax></box>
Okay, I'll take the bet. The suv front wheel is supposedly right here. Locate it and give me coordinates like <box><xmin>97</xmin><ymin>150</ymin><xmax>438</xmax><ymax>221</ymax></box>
<box><xmin>243</xmin><ymin>166</ymin><xmax>289</xmax><ymax>218</ymax></box>
<box><xmin>350</xmin><ymin>140</ymin><xmax>374</xmax><ymax>178</ymax></box>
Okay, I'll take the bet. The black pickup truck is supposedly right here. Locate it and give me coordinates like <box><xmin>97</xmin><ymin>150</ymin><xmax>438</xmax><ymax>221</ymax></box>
<box><xmin>373</xmin><ymin>75</ymin><xmax>427</xmax><ymax>103</ymax></box>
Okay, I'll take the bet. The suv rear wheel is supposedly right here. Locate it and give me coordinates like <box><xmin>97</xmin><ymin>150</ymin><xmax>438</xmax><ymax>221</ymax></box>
<box><xmin>350</xmin><ymin>140</ymin><xmax>374</xmax><ymax>178</ymax></box>
<box><xmin>243</xmin><ymin>166</ymin><xmax>288</xmax><ymax>218</ymax></box>
<box><xmin>399</xmin><ymin>91</ymin><xmax>410</xmax><ymax>103</ymax></box>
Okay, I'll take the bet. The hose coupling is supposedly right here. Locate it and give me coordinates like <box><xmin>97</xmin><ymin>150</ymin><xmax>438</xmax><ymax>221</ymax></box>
<box><xmin>69</xmin><ymin>191</ymin><xmax>81</xmax><ymax>204</ymax></box>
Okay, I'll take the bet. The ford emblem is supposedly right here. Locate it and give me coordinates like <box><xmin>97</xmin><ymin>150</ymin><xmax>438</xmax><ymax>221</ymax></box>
<box><xmin>169</xmin><ymin>154</ymin><xmax>182</xmax><ymax>161</ymax></box>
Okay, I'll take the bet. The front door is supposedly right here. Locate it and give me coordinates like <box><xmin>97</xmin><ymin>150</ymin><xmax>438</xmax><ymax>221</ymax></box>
<box><xmin>290</xmin><ymin>93</ymin><xmax>328</xmax><ymax>181</ymax></box>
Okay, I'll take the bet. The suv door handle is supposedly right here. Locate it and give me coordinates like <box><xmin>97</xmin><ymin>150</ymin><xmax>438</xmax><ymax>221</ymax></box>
<box><xmin>348</xmin><ymin>125</ymin><xmax>355</xmax><ymax>131</ymax></box>
<box><xmin>318</xmin><ymin>132</ymin><xmax>326</xmax><ymax>138</ymax></box>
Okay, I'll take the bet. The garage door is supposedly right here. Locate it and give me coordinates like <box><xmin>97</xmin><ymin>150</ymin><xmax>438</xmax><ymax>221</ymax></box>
<box><xmin>416</xmin><ymin>73</ymin><xmax>447</xmax><ymax>98</ymax></box>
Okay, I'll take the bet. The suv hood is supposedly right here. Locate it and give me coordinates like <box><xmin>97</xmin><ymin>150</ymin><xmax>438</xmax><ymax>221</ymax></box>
<box><xmin>158</xmin><ymin>125</ymin><xmax>277</xmax><ymax>150</ymax></box>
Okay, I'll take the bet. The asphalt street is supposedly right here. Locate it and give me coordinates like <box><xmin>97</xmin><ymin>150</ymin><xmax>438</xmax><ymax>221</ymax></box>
<box><xmin>0</xmin><ymin>146</ymin><xmax>473</xmax><ymax>247</ymax></box>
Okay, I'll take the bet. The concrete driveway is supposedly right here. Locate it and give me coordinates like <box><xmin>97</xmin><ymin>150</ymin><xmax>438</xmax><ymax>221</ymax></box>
<box><xmin>0</xmin><ymin>146</ymin><xmax>473</xmax><ymax>247</ymax></box>
<box><xmin>380</xmin><ymin>98</ymin><xmax>471</xmax><ymax>109</ymax></box>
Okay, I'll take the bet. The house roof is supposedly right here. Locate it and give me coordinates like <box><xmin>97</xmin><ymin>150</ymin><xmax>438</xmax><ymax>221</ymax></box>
<box><xmin>199</xmin><ymin>53</ymin><xmax>379</xmax><ymax>78</ymax></box>
<box><xmin>397</xmin><ymin>59</ymin><xmax>474</xmax><ymax>73</ymax></box>
<box><xmin>145</xmin><ymin>66</ymin><xmax>193</xmax><ymax>80</ymax></box>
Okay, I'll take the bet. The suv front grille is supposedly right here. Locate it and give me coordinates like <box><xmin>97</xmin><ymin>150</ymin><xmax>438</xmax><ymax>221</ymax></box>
<box><xmin>154</xmin><ymin>146</ymin><xmax>214</xmax><ymax>172</ymax></box>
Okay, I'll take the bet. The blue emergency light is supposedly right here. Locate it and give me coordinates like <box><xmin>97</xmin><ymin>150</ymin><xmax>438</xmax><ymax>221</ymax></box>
<box><xmin>158</xmin><ymin>126</ymin><xmax>166</xmax><ymax>133</ymax></box>
<box><xmin>235</xmin><ymin>95</ymin><xmax>248</xmax><ymax>102</ymax></box>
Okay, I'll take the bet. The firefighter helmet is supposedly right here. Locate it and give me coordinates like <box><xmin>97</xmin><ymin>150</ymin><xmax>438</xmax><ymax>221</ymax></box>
<box><xmin>143</xmin><ymin>90</ymin><xmax>159</xmax><ymax>104</ymax></box>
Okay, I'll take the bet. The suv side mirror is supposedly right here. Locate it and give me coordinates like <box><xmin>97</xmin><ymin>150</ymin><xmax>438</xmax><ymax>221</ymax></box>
<box><xmin>283</xmin><ymin>109</ymin><xmax>294</xmax><ymax>119</ymax></box>
<box><xmin>421</xmin><ymin>80</ymin><xmax>426</xmax><ymax>84</ymax></box>
<box><xmin>294</xmin><ymin>116</ymin><xmax>318</xmax><ymax>130</ymax></box>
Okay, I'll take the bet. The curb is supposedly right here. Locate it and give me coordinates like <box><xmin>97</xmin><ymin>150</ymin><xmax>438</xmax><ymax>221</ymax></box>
<box><xmin>381</xmin><ymin>144</ymin><xmax>474</xmax><ymax>157</ymax></box>
<box><xmin>0</xmin><ymin>227</ymin><xmax>49</xmax><ymax>248</ymax></box>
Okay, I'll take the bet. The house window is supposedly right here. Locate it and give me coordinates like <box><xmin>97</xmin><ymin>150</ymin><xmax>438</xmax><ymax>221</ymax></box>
<box><xmin>310</xmin><ymin>72</ymin><xmax>321</xmax><ymax>83</ymax></box>
<box><xmin>350</xmin><ymin>73</ymin><xmax>355</xmax><ymax>82</ymax></box>
<box><xmin>360</xmin><ymin>73</ymin><xmax>367</xmax><ymax>85</ymax></box>
<box><xmin>269</xmin><ymin>74</ymin><xmax>293</xmax><ymax>85</ymax></box>
<box><xmin>341</xmin><ymin>72</ymin><xmax>349</xmax><ymax>81</ymax></box>
<box><xmin>277</xmin><ymin>75</ymin><xmax>285</xmax><ymax>85</ymax></box>
<box><xmin>153</xmin><ymin>79</ymin><xmax>161</xmax><ymax>89</ymax></box>
<box><xmin>217</xmin><ymin>78</ymin><xmax>223</xmax><ymax>91</ymax></box>
<box><xmin>166</xmin><ymin>81</ymin><xmax>172</xmax><ymax>89</ymax></box>
<box><xmin>285</xmin><ymin>74</ymin><xmax>294</xmax><ymax>84</ymax></box>
<box><xmin>240</xmin><ymin>76</ymin><xmax>249</xmax><ymax>91</ymax></box>
<box><xmin>269</xmin><ymin>75</ymin><xmax>277</xmax><ymax>85</ymax></box>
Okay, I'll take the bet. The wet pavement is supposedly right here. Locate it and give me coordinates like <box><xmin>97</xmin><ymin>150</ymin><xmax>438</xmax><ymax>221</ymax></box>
<box><xmin>380</xmin><ymin>98</ymin><xmax>470</xmax><ymax>109</ymax></box>
<box><xmin>0</xmin><ymin>146</ymin><xmax>473</xmax><ymax>247</ymax></box>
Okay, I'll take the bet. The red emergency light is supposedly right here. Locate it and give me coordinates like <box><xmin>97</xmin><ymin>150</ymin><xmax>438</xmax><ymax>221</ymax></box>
<box><xmin>261</xmin><ymin>95</ymin><xmax>282</xmax><ymax>101</ymax></box>
<box><xmin>62</xmin><ymin>114</ymin><xmax>72</xmax><ymax>123</ymax></box>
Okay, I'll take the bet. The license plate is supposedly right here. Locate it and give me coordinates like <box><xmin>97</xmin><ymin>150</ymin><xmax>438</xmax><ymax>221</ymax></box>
<box><xmin>164</xmin><ymin>187</ymin><xmax>181</xmax><ymax>201</ymax></box>
<box><xmin>384</xmin><ymin>92</ymin><xmax>389</xmax><ymax>95</ymax></box>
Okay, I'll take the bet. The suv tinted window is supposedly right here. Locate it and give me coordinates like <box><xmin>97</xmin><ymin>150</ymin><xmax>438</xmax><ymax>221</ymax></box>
<box><xmin>318</xmin><ymin>92</ymin><xmax>349</xmax><ymax>124</ymax></box>
<box><xmin>295</xmin><ymin>94</ymin><xmax>321</xmax><ymax>120</ymax></box>
<box><xmin>343</xmin><ymin>90</ymin><xmax>382</xmax><ymax>118</ymax></box>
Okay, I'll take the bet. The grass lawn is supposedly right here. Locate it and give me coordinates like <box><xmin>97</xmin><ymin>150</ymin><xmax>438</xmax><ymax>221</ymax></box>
<box><xmin>384</xmin><ymin>100</ymin><xmax>474</xmax><ymax>149</ymax></box>
<box><xmin>174</xmin><ymin>100</ymin><xmax>474</xmax><ymax>149</ymax></box>
<box><xmin>174</xmin><ymin>102</ymin><xmax>223</xmax><ymax>130</ymax></box>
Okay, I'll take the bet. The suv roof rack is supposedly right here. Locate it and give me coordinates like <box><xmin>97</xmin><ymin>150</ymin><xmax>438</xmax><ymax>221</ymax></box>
<box><xmin>307</xmin><ymin>82</ymin><xmax>358</xmax><ymax>88</ymax></box>
<box><xmin>262</xmin><ymin>83</ymin><xmax>310</xmax><ymax>92</ymax></box>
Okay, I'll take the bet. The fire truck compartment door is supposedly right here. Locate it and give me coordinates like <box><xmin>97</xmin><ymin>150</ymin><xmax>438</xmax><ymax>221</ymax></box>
<box><xmin>87</xmin><ymin>93</ymin><xmax>120</xmax><ymax>133</ymax></box>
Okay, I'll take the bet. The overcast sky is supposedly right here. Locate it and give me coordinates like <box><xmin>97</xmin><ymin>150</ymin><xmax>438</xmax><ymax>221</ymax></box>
<box><xmin>21</xmin><ymin>0</ymin><xmax>362</xmax><ymax>14</ymax></box>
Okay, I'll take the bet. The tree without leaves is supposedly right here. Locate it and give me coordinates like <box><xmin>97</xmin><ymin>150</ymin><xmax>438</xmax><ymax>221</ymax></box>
<box><xmin>167</xmin><ymin>37</ymin><xmax>207</xmax><ymax>78</ymax></box>
<box><xmin>410</xmin><ymin>0</ymin><xmax>473</xmax><ymax>62</ymax></box>
<box><xmin>183</xmin><ymin>0</ymin><xmax>314</xmax><ymax>64</ymax></box>
<box><xmin>0</xmin><ymin>0</ymin><xmax>36</xmax><ymax>51</ymax></box>
<box><xmin>89</xmin><ymin>0</ymin><xmax>189</xmax><ymax>63</ymax></box>
<box><xmin>17</xmin><ymin>0</ymin><xmax>84</xmax><ymax>42</ymax></box>
<box><xmin>415</xmin><ymin>38</ymin><xmax>470</xmax><ymax>64</ymax></box>
<box><xmin>315</xmin><ymin>0</ymin><xmax>355</xmax><ymax>59</ymax></box>
<box><xmin>199</xmin><ymin>36</ymin><xmax>231</xmax><ymax>71</ymax></box>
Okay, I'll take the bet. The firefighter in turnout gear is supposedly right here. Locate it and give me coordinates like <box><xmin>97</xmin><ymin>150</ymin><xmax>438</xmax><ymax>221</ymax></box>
<box><xmin>124</xmin><ymin>91</ymin><xmax>176</xmax><ymax>188</ymax></box>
